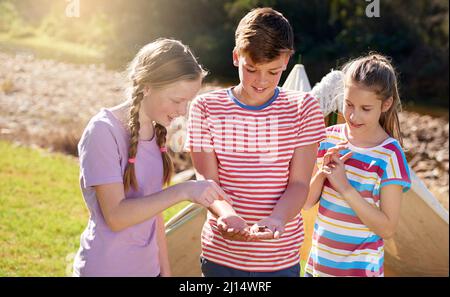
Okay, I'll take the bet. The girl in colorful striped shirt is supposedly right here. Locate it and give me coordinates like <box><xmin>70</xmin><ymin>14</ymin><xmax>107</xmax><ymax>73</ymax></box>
<box><xmin>304</xmin><ymin>53</ymin><xmax>412</xmax><ymax>277</ymax></box>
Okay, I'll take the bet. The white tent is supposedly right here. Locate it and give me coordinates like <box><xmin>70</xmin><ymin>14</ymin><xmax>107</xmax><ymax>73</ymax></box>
<box><xmin>282</xmin><ymin>64</ymin><xmax>311</xmax><ymax>92</ymax></box>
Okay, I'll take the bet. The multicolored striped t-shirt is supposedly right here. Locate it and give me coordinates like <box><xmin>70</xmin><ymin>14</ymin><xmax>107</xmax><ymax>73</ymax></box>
<box><xmin>306</xmin><ymin>124</ymin><xmax>411</xmax><ymax>277</ymax></box>
<box><xmin>185</xmin><ymin>87</ymin><xmax>326</xmax><ymax>272</ymax></box>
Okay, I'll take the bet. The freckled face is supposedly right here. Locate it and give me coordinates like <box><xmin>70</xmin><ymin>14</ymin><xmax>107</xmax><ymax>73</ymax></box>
<box><xmin>343</xmin><ymin>80</ymin><xmax>392</xmax><ymax>135</ymax></box>
<box><xmin>142</xmin><ymin>78</ymin><xmax>202</xmax><ymax>127</ymax></box>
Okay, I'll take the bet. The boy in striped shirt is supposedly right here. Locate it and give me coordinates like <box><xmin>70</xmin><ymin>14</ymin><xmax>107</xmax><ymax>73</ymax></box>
<box><xmin>185</xmin><ymin>7</ymin><xmax>326</xmax><ymax>276</ymax></box>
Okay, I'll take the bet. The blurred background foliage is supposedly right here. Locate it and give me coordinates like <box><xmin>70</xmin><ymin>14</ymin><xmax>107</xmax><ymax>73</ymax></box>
<box><xmin>0</xmin><ymin>0</ymin><xmax>448</xmax><ymax>106</ymax></box>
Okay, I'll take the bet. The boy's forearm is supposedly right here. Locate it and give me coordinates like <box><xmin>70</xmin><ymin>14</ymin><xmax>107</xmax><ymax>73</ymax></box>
<box><xmin>270</xmin><ymin>182</ymin><xmax>309</xmax><ymax>225</ymax></box>
<box><xmin>208</xmin><ymin>200</ymin><xmax>236</xmax><ymax>218</ymax></box>
<box><xmin>303</xmin><ymin>172</ymin><xmax>326</xmax><ymax>210</ymax></box>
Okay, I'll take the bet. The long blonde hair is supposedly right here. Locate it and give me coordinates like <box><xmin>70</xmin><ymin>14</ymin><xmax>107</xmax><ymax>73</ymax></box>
<box><xmin>123</xmin><ymin>38</ymin><xmax>207</xmax><ymax>192</ymax></box>
<box><xmin>342</xmin><ymin>53</ymin><xmax>403</xmax><ymax>146</ymax></box>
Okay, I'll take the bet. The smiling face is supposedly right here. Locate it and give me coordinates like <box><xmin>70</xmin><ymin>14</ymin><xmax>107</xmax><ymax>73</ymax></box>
<box><xmin>343</xmin><ymin>79</ymin><xmax>393</xmax><ymax>136</ymax></box>
<box><xmin>141</xmin><ymin>78</ymin><xmax>202</xmax><ymax>127</ymax></box>
<box><xmin>233</xmin><ymin>50</ymin><xmax>289</xmax><ymax>104</ymax></box>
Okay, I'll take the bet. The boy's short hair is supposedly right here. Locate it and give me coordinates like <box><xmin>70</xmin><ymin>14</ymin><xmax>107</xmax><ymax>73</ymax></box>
<box><xmin>235</xmin><ymin>7</ymin><xmax>294</xmax><ymax>64</ymax></box>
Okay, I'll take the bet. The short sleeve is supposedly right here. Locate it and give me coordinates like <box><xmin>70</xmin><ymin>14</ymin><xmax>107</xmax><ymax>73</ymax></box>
<box><xmin>296</xmin><ymin>93</ymin><xmax>326</xmax><ymax>148</ymax></box>
<box><xmin>184</xmin><ymin>96</ymin><xmax>214</xmax><ymax>153</ymax></box>
<box><xmin>380</xmin><ymin>142</ymin><xmax>412</xmax><ymax>193</ymax></box>
<box><xmin>78</xmin><ymin>121</ymin><xmax>123</xmax><ymax>188</ymax></box>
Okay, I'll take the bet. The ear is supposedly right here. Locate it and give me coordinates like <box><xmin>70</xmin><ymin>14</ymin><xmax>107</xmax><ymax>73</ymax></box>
<box><xmin>381</xmin><ymin>96</ymin><xmax>393</xmax><ymax>112</ymax></box>
<box><xmin>232</xmin><ymin>48</ymin><xmax>240</xmax><ymax>67</ymax></box>
<box><xmin>143</xmin><ymin>85</ymin><xmax>151</xmax><ymax>97</ymax></box>
<box><xmin>282</xmin><ymin>53</ymin><xmax>290</xmax><ymax>70</ymax></box>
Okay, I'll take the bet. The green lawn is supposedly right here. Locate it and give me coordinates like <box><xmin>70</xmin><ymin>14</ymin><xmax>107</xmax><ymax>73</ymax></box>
<box><xmin>0</xmin><ymin>33</ymin><xmax>104</xmax><ymax>66</ymax></box>
<box><xmin>0</xmin><ymin>141</ymin><xmax>188</xmax><ymax>276</ymax></box>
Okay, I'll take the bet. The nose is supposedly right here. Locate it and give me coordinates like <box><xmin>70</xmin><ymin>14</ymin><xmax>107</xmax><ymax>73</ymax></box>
<box><xmin>255</xmin><ymin>72</ymin><xmax>268</xmax><ymax>85</ymax></box>
<box><xmin>178</xmin><ymin>101</ymin><xmax>188</xmax><ymax>117</ymax></box>
<box><xmin>349</xmin><ymin>112</ymin><xmax>359</xmax><ymax>122</ymax></box>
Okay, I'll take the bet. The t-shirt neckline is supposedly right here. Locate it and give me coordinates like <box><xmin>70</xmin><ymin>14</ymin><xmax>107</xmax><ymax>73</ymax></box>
<box><xmin>102</xmin><ymin>108</ymin><xmax>156</xmax><ymax>144</ymax></box>
<box><xmin>227</xmin><ymin>87</ymin><xmax>280</xmax><ymax>111</ymax></box>
<box><xmin>342</xmin><ymin>124</ymin><xmax>394</xmax><ymax>150</ymax></box>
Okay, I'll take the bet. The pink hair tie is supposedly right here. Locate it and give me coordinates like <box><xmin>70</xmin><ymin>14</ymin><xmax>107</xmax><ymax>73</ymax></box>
<box><xmin>128</xmin><ymin>158</ymin><xmax>136</xmax><ymax>164</ymax></box>
<box><xmin>160</xmin><ymin>146</ymin><xmax>168</xmax><ymax>153</ymax></box>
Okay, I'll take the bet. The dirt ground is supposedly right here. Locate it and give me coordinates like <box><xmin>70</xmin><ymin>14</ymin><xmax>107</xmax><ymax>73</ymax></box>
<box><xmin>0</xmin><ymin>52</ymin><xmax>448</xmax><ymax>209</ymax></box>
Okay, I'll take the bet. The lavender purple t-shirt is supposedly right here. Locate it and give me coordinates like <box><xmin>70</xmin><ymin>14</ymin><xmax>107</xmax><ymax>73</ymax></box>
<box><xmin>73</xmin><ymin>108</ymin><xmax>163</xmax><ymax>276</ymax></box>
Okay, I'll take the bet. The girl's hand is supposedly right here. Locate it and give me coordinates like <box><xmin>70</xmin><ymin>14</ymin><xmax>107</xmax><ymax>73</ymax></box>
<box><xmin>322</xmin><ymin>153</ymin><xmax>353</xmax><ymax>195</ymax></box>
<box><xmin>217</xmin><ymin>214</ymin><xmax>251</xmax><ymax>241</ymax></box>
<box><xmin>249</xmin><ymin>216</ymin><xmax>285</xmax><ymax>240</ymax></box>
<box><xmin>184</xmin><ymin>180</ymin><xmax>233</xmax><ymax>208</ymax></box>
<box><xmin>321</xmin><ymin>141</ymin><xmax>349</xmax><ymax>170</ymax></box>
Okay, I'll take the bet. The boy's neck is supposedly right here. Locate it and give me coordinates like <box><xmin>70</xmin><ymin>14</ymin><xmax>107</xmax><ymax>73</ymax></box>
<box><xmin>232</xmin><ymin>84</ymin><xmax>277</xmax><ymax>107</ymax></box>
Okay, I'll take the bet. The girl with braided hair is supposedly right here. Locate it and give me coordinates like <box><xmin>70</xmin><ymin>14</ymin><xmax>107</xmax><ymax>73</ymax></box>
<box><xmin>73</xmin><ymin>38</ymin><xmax>232</xmax><ymax>277</ymax></box>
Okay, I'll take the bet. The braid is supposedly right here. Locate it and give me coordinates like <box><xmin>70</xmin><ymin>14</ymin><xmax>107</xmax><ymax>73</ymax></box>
<box><xmin>155</xmin><ymin>123</ymin><xmax>174</xmax><ymax>186</ymax></box>
<box><xmin>123</xmin><ymin>85</ymin><xmax>144</xmax><ymax>192</ymax></box>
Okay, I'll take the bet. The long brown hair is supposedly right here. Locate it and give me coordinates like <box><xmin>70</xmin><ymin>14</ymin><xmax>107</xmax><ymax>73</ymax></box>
<box><xmin>342</xmin><ymin>53</ymin><xmax>403</xmax><ymax>146</ymax></box>
<box><xmin>123</xmin><ymin>38</ymin><xmax>207</xmax><ymax>192</ymax></box>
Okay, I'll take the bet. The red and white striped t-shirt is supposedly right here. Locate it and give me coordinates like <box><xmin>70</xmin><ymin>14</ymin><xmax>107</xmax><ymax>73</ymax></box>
<box><xmin>185</xmin><ymin>87</ymin><xmax>326</xmax><ymax>271</ymax></box>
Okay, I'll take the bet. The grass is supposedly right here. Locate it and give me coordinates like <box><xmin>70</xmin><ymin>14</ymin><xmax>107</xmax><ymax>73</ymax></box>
<box><xmin>0</xmin><ymin>33</ymin><xmax>104</xmax><ymax>66</ymax></box>
<box><xmin>0</xmin><ymin>141</ymin><xmax>189</xmax><ymax>276</ymax></box>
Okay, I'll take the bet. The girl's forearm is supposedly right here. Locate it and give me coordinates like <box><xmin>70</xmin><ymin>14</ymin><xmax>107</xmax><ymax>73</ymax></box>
<box><xmin>303</xmin><ymin>172</ymin><xmax>326</xmax><ymax>210</ymax></box>
<box><xmin>271</xmin><ymin>182</ymin><xmax>309</xmax><ymax>225</ymax></box>
<box><xmin>341</xmin><ymin>187</ymin><xmax>394</xmax><ymax>239</ymax></box>
<box><xmin>109</xmin><ymin>184</ymin><xmax>185</xmax><ymax>231</ymax></box>
<box><xmin>156</xmin><ymin>214</ymin><xmax>171</xmax><ymax>277</ymax></box>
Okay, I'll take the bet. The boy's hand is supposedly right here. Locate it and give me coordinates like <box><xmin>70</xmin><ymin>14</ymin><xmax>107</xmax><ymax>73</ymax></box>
<box><xmin>249</xmin><ymin>216</ymin><xmax>285</xmax><ymax>240</ymax></box>
<box><xmin>217</xmin><ymin>214</ymin><xmax>251</xmax><ymax>241</ymax></box>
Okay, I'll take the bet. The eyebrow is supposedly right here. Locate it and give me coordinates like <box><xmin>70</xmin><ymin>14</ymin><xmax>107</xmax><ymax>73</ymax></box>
<box><xmin>344</xmin><ymin>99</ymin><xmax>373</xmax><ymax>108</ymax></box>
<box><xmin>245</xmin><ymin>64</ymin><xmax>283</xmax><ymax>71</ymax></box>
<box><xmin>173</xmin><ymin>97</ymin><xmax>188</xmax><ymax>101</ymax></box>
